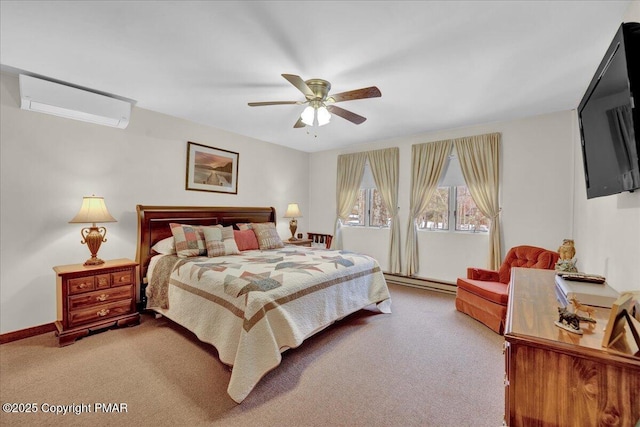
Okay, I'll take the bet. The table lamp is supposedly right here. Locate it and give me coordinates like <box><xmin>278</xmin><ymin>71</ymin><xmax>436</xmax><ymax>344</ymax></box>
<box><xmin>69</xmin><ymin>195</ymin><xmax>117</xmax><ymax>266</ymax></box>
<box><xmin>283</xmin><ymin>203</ymin><xmax>302</xmax><ymax>241</ymax></box>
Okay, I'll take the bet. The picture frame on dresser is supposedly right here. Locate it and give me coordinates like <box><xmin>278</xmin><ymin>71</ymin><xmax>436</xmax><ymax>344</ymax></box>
<box><xmin>186</xmin><ymin>141</ymin><xmax>239</xmax><ymax>194</ymax></box>
<box><xmin>602</xmin><ymin>293</ymin><xmax>640</xmax><ymax>352</ymax></box>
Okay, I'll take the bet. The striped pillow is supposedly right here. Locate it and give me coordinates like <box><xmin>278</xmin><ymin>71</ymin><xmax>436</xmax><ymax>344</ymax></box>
<box><xmin>170</xmin><ymin>223</ymin><xmax>206</xmax><ymax>258</ymax></box>
<box><xmin>202</xmin><ymin>227</ymin><xmax>226</xmax><ymax>258</ymax></box>
<box><xmin>252</xmin><ymin>222</ymin><xmax>284</xmax><ymax>250</ymax></box>
<box><xmin>213</xmin><ymin>225</ymin><xmax>240</xmax><ymax>255</ymax></box>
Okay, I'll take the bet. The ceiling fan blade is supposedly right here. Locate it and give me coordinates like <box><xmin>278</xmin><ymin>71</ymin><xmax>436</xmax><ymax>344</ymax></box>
<box><xmin>248</xmin><ymin>101</ymin><xmax>301</xmax><ymax>107</ymax></box>
<box><xmin>293</xmin><ymin>117</ymin><xmax>306</xmax><ymax>128</ymax></box>
<box><xmin>327</xmin><ymin>86</ymin><xmax>381</xmax><ymax>103</ymax></box>
<box><xmin>327</xmin><ymin>105</ymin><xmax>367</xmax><ymax>125</ymax></box>
<box><xmin>282</xmin><ymin>74</ymin><xmax>315</xmax><ymax>99</ymax></box>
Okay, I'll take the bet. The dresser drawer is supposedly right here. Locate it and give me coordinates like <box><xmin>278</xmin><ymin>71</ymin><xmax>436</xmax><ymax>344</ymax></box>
<box><xmin>68</xmin><ymin>276</ymin><xmax>96</xmax><ymax>294</ymax></box>
<box><xmin>68</xmin><ymin>285</ymin><xmax>133</xmax><ymax>311</ymax></box>
<box><xmin>111</xmin><ymin>269</ymin><xmax>133</xmax><ymax>287</ymax></box>
<box><xmin>68</xmin><ymin>299</ymin><xmax>133</xmax><ymax>328</ymax></box>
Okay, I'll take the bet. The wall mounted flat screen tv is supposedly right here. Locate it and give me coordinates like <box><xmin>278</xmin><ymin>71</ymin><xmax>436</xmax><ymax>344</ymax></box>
<box><xmin>578</xmin><ymin>22</ymin><xmax>640</xmax><ymax>199</ymax></box>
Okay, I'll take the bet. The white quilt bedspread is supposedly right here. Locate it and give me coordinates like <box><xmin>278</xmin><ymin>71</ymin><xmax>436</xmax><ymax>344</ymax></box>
<box><xmin>146</xmin><ymin>246</ymin><xmax>391</xmax><ymax>403</ymax></box>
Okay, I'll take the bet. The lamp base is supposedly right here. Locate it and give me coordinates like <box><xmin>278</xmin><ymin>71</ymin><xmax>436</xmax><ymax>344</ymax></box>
<box><xmin>289</xmin><ymin>218</ymin><xmax>298</xmax><ymax>241</ymax></box>
<box><xmin>83</xmin><ymin>257</ymin><xmax>105</xmax><ymax>266</ymax></box>
<box><xmin>80</xmin><ymin>225</ymin><xmax>108</xmax><ymax>267</ymax></box>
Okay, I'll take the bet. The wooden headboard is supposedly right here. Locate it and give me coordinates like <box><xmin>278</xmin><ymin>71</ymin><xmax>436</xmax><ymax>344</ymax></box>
<box><xmin>135</xmin><ymin>205</ymin><xmax>276</xmax><ymax>305</ymax></box>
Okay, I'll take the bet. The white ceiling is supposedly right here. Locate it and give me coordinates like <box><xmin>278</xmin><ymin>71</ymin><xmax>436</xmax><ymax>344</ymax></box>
<box><xmin>0</xmin><ymin>1</ymin><xmax>632</xmax><ymax>152</ymax></box>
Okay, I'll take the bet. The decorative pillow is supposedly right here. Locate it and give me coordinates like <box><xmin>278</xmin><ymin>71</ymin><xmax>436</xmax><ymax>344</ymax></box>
<box><xmin>236</xmin><ymin>223</ymin><xmax>253</xmax><ymax>231</ymax></box>
<box><xmin>214</xmin><ymin>225</ymin><xmax>240</xmax><ymax>255</ymax></box>
<box><xmin>202</xmin><ymin>227</ymin><xmax>227</xmax><ymax>257</ymax></box>
<box><xmin>251</xmin><ymin>222</ymin><xmax>284</xmax><ymax>250</ymax></box>
<box><xmin>170</xmin><ymin>223</ymin><xmax>206</xmax><ymax>258</ymax></box>
<box><xmin>234</xmin><ymin>229</ymin><xmax>260</xmax><ymax>251</ymax></box>
<box><xmin>151</xmin><ymin>236</ymin><xmax>176</xmax><ymax>255</ymax></box>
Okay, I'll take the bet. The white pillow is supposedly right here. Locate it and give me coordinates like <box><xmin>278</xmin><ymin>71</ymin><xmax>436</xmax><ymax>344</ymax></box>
<box><xmin>152</xmin><ymin>236</ymin><xmax>176</xmax><ymax>255</ymax></box>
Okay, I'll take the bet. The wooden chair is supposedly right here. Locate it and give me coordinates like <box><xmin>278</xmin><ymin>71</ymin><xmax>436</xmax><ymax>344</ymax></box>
<box><xmin>307</xmin><ymin>233</ymin><xmax>333</xmax><ymax>249</ymax></box>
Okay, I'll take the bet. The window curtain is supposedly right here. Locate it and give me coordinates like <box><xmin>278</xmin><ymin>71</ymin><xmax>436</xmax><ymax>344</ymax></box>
<box><xmin>332</xmin><ymin>152</ymin><xmax>367</xmax><ymax>249</ymax></box>
<box><xmin>368</xmin><ymin>147</ymin><xmax>401</xmax><ymax>273</ymax></box>
<box><xmin>405</xmin><ymin>139</ymin><xmax>453</xmax><ymax>276</ymax></box>
<box><xmin>454</xmin><ymin>132</ymin><xmax>502</xmax><ymax>270</ymax></box>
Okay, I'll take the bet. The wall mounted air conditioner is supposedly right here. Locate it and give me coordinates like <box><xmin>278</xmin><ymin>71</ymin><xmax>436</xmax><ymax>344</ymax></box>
<box><xmin>19</xmin><ymin>74</ymin><xmax>131</xmax><ymax>129</ymax></box>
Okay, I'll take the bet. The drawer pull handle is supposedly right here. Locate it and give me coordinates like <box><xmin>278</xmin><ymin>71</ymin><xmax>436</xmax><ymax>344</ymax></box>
<box><xmin>119</xmin><ymin>276</ymin><xmax>128</xmax><ymax>282</ymax></box>
<box><xmin>97</xmin><ymin>309</ymin><xmax>110</xmax><ymax>317</ymax></box>
<box><xmin>96</xmin><ymin>294</ymin><xmax>108</xmax><ymax>302</ymax></box>
<box><xmin>78</xmin><ymin>283</ymin><xmax>87</xmax><ymax>289</ymax></box>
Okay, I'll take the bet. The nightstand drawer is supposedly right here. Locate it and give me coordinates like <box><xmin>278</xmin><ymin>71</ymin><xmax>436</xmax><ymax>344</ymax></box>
<box><xmin>68</xmin><ymin>276</ymin><xmax>96</xmax><ymax>294</ymax></box>
<box><xmin>68</xmin><ymin>285</ymin><xmax>133</xmax><ymax>310</ymax></box>
<box><xmin>111</xmin><ymin>269</ymin><xmax>133</xmax><ymax>287</ymax></box>
<box><xmin>68</xmin><ymin>299</ymin><xmax>133</xmax><ymax>327</ymax></box>
<box><xmin>96</xmin><ymin>273</ymin><xmax>110</xmax><ymax>289</ymax></box>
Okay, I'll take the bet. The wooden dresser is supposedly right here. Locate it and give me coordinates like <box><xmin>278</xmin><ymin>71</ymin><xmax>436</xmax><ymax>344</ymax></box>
<box><xmin>54</xmin><ymin>258</ymin><xmax>140</xmax><ymax>346</ymax></box>
<box><xmin>504</xmin><ymin>268</ymin><xmax>639</xmax><ymax>426</ymax></box>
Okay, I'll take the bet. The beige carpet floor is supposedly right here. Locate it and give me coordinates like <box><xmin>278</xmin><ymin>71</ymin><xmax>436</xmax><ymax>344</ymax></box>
<box><xmin>0</xmin><ymin>283</ymin><xmax>504</xmax><ymax>426</ymax></box>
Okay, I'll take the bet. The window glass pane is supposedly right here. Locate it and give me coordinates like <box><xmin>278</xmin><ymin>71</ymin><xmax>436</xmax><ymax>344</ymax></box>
<box><xmin>455</xmin><ymin>186</ymin><xmax>490</xmax><ymax>232</ymax></box>
<box><xmin>417</xmin><ymin>187</ymin><xmax>449</xmax><ymax>230</ymax></box>
<box><xmin>345</xmin><ymin>188</ymin><xmax>365</xmax><ymax>226</ymax></box>
<box><xmin>370</xmin><ymin>189</ymin><xmax>390</xmax><ymax>227</ymax></box>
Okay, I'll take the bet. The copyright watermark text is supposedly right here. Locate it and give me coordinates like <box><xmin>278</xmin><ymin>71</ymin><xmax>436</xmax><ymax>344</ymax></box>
<box><xmin>2</xmin><ymin>402</ymin><xmax>128</xmax><ymax>415</ymax></box>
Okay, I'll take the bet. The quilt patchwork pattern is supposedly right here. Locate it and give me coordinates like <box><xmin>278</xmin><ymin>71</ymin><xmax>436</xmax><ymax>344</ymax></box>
<box><xmin>145</xmin><ymin>246</ymin><xmax>391</xmax><ymax>403</ymax></box>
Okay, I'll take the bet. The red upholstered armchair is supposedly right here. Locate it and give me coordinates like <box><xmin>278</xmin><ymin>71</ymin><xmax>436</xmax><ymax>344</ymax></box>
<box><xmin>455</xmin><ymin>245</ymin><xmax>559</xmax><ymax>334</ymax></box>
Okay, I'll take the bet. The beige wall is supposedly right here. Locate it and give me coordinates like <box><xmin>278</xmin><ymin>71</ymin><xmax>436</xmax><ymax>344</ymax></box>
<box><xmin>0</xmin><ymin>72</ymin><xmax>310</xmax><ymax>334</ymax></box>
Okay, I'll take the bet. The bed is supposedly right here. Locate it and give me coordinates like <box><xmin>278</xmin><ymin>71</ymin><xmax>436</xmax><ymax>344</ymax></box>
<box><xmin>135</xmin><ymin>205</ymin><xmax>392</xmax><ymax>403</ymax></box>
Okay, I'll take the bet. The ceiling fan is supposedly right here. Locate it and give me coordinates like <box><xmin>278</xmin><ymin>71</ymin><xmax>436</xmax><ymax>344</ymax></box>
<box><xmin>248</xmin><ymin>74</ymin><xmax>381</xmax><ymax>128</ymax></box>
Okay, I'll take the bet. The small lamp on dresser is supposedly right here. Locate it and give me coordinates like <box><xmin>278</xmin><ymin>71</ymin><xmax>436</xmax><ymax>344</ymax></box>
<box><xmin>69</xmin><ymin>195</ymin><xmax>117</xmax><ymax>266</ymax></box>
<box><xmin>283</xmin><ymin>203</ymin><xmax>302</xmax><ymax>241</ymax></box>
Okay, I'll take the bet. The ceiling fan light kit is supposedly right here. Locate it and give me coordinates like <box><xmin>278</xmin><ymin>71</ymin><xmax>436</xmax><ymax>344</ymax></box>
<box><xmin>301</xmin><ymin>102</ymin><xmax>330</xmax><ymax>127</ymax></box>
<box><xmin>248</xmin><ymin>74</ymin><xmax>381</xmax><ymax>128</ymax></box>
<box><xmin>316</xmin><ymin>105</ymin><xmax>331</xmax><ymax>126</ymax></box>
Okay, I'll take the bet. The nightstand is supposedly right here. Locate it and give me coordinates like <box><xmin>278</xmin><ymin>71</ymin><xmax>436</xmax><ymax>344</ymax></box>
<box><xmin>285</xmin><ymin>238</ymin><xmax>313</xmax><ymax>247</ymax></box>
<box><xmin>53</xmin><ymin>258</ymin><xmax>140</xmax><ymax>346</ymax></box>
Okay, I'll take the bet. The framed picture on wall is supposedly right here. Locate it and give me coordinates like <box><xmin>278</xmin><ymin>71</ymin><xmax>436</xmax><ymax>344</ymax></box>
<box><xmin>186</xmin><ymin>141</ymin><xmax>238</xmax><ymax>194</ymax></box>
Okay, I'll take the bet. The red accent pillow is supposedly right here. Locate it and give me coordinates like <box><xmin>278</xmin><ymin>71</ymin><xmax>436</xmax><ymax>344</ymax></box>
<box><xmin>233</xmin><ymin>229</ymin><xmax>259</xmax><ymax>251</ymax></box>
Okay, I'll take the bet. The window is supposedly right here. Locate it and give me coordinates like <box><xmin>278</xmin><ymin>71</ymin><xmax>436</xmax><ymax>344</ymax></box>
<box><xmin>344</xmin><ymin>162</ymin><xmax>391</xmax><ymax>228</ymax></box>
<box><xmin>418</xmin><ymin>152</ymin><xmax>489</xmax><ymax>232</ymax></box>
<box><xmin>346</xmin><ymin>189</ymin><xmax>365</xmax><ymax>226</ymax></box>
<box><xmin>417</xmin><ymin>187</ymin><xmax>449</xmax><ymax>230</ymax></box>
<box><xmin>346</xmin><ymin>188</ymin><xmax>390</xmax><ymax>227</ymax></box>
<box><xmin>455</xmin><ymin>186</ymin><xmax>490</xmax><ymax>232</ymax></box>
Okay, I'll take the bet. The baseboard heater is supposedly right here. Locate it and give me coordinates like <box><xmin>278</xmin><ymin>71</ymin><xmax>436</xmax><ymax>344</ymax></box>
<box><xmin>383</xmin><ymin>273</ymin><xmax>456</xmax><ymax>295</ymax></box>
